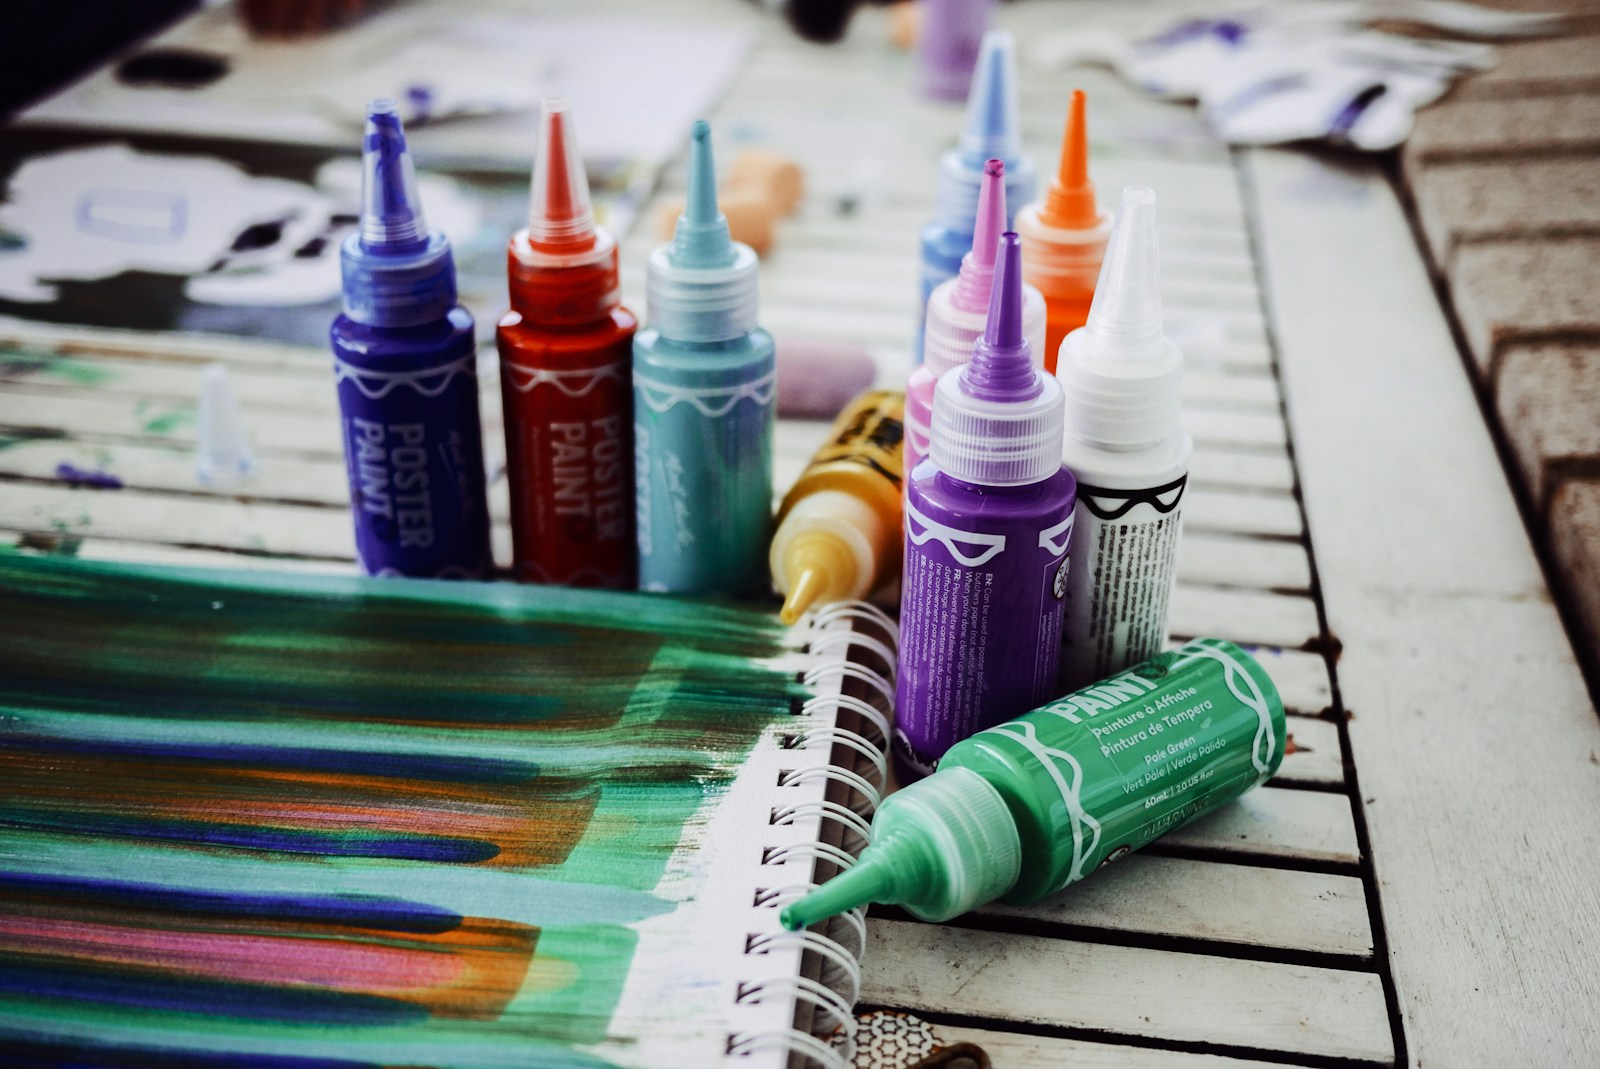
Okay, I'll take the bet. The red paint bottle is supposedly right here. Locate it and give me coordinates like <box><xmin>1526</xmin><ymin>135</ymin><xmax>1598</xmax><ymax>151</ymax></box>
<box><xmin>498</xmin><ymin>98</ymin><xmax>638</xmax><ymax>587</ymax></box>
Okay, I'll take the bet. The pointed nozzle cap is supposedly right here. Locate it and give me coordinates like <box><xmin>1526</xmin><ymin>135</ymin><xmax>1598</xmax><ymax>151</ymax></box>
<box><xmin>359</xmin><ymin>99</ymin><xmax>428</xmax><ymax>251</ymax></box>
<box><xmin>670</xmin><ymin>120</ymin><xmax>735</xmax><ymax>269</ymax></box>
<box><xmin>196</xmin><ymin>363</ymin><xmax>255</xmax><ymax>488</ymax></box>
<box><xmin>779</xmin><ymin>767</ymin><xmax>1021</xmax><ymax>929</ymax></box>
<box><xmin>528</xmin><ymin>98</ymin><xmax>596</xmax><ymax>251</ymax></box>
<box><xmin>952</xmin><ymin>159</ymin><xmax>1006</xmax><ymax>312</ymax></box>
<box><xmin>959</xmin><ymin>32</ymin><xmax>1024</xmax><ymax>165</ymax></box>
<box><xmin>933</xmin><ymin>233</ymin><xmax>1066</xmax><ymax>485</ymax></box>
<box><xmin>1042</xmin><ymin>89</ymin><xmax>1099</xmax><ymax>229</ymax></box>
<box><xmin>1057</xmin><ymin>186</ymin><xmax>1184</xmax><ymax>450</ymax></box>
<box><xmin>1084</xmin><ymin>186</ymin><xmax>1164</xmax><ymax>361</ymax></box>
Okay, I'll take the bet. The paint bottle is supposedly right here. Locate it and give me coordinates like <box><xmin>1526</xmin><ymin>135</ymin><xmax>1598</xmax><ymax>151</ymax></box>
<box><xmin>916</xmin><ymin>30</ymin><xmax>1035</xmax><ymax>363</ymax></box>
<box><xmin>1016</xmin><ymin>88</ymin><xmax>1112</xmax><ymax>375</ymax></box>
<box><xmin>633</xmin><ymin>121</ymin><xmax>775</xmax><ymax>595</ymax></box>
<box><xmin>917</xmin><ymin>0</ymin><xmax>997</xmax><ymax>102</ymax></box>
<box><xmin>781</xmin><ymin>638</ymin><xmax>1285</xmax><ymax>927</ymax></box>
<box><xmin>332</xmin><ymin>100</ymin><xmax>491</xmax><ymax>579</ymax></box>
<box><xmin>497</xmin><ymin>99</ymin><xmax>638</xmax><ymax>588</ymax></box>
<box><xmin>771</xmin><ymin>389</ymin><xmax>905</xmax><ymax>624</ymax></box>
<box><xmin>896</xmin><ymin>232</ymin><xmax>1075</xmax><ymax>778</ymax></box>
<box><xmin>906</xmin><ymin>158</ymin><xmax>1045</xmax><ymax>473</ymax></box>
<box><xmin>1056</xmin><ymin>187</ymin><xmax>1192</xmax><ymax>692</ymax></box>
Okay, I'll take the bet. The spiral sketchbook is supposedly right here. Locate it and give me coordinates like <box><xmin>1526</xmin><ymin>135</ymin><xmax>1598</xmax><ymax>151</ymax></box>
<box><xmin>0</xmin><ymin>554</ymin><xmax>893</xmax><ymax>1069</ymax></box>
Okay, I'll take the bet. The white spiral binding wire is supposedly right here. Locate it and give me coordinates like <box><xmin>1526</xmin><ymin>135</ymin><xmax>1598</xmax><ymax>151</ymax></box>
<box><xmin>731</xmin><ymin>601</ymin><xmax>899</xmax><ymax>1069</ymax></box>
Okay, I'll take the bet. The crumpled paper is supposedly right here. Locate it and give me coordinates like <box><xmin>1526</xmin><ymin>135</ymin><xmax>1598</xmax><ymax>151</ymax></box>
<box><xmin>1033</xmin><ymin>0</ymin><xmax>1567</xmax><ymax>150</ymax></box>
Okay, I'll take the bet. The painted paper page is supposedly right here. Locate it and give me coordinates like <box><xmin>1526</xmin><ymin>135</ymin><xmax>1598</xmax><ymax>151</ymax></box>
<box><xmin>0</xmin><ymin>554</ymin><xmax>822</xmax><ymax>1068</ymax></box>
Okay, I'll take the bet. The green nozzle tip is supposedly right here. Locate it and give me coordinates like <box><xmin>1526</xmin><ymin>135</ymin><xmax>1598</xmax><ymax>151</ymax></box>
<box><xmin>671</xmin><ymin>119</ymin><xmax>735</xmax><ymax>269</ymax></box>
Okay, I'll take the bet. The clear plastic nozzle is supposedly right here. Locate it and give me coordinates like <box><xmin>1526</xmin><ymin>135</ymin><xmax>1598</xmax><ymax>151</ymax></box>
<box><xmin>527</xmin><ymin>98</ymin><xmax>597</xmax><ymax>251</ymax></box>
<box><xmin>359</xmin><ymin>99</ymin><xmax>428</xmax><ymax>251</ymax></box>
<box><xmin>1083</xmin><ymin>186</ymin><xmax>1164</xmax><ymax>362</ymax></box>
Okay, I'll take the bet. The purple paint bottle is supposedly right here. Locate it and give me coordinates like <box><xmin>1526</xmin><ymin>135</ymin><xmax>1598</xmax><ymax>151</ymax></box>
<box><xmin>332</xmin><ymin>100</ymin><xmax>492</xmax><ymax>579</ymax></box>
<box><xmin>895</xmin><ymin>232</ymin><xmax>1075</xmax><ymax>779</ymax></box>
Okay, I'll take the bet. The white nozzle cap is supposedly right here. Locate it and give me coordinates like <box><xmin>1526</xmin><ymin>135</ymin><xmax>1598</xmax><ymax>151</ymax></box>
<box><xmin>196</xmin><ymin>363</ymin><xmax>256</xmax><ymax>488</ymax></box>
<box><xmin>1056</xmin><ymin>186</ymin><xmax>1183</xmax><ymax>450</ymax></box>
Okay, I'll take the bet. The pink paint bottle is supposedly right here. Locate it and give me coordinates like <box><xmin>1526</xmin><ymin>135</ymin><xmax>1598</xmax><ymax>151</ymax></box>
<box><xmin>905</xmin><ymin>158</ymin><xmax>1044</xmax><ymax>474</ymax></box>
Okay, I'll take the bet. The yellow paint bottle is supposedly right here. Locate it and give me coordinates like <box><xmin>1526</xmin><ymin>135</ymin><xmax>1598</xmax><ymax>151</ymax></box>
<box><xmin>771</xmin><ymin>390</ymin><xmax>905</xmax><ymax>624</ymax></box>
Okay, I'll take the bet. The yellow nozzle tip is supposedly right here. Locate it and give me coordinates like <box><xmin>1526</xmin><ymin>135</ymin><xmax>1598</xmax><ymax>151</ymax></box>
<box><xmin>779</xmin><ymin>567</ymin><xmax>828</xmax><ymax>626</ymax></box>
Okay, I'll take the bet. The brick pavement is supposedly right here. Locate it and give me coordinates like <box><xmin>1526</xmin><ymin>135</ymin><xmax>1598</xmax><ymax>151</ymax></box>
<box><xmin>1401</xmin><ymin>17</ymin><xmax>1600</xmax><ymax>682</ymax></box>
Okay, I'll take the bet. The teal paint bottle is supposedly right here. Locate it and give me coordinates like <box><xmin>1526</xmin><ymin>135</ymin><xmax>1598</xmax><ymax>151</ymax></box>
<box><xmin>633</xmin><ymin>121</ymin><xmax>775</xmax><ymax>595</ymax></box>
<box><xmin>781</xmin><ymin>638</ymin><xmax>1286</xmax><ymax>926</ymax></box>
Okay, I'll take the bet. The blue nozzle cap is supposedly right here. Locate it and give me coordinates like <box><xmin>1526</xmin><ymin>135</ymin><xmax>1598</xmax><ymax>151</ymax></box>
<box><xmin>646</xmin><ymin>119</ymin><xmax>759</xmax><ymax>342</ymax></box>
<box><xmin>341</xmin><ymin>99</ymin><xmax>457</xmax><ymax>327</ymax></box>
<box><xmin>670</xmin><ymin>121</ymin><xmax>736</xmax><ymax>269</ymax></box>
<box><xmin>958</xmin><ymin>32</ymin><xmax>1023</xmax><ymax>167</ymax></box>
<box><xmin>931</xmin><ymin>32</ymin><xmax>1035</xmax><ymax>231</ymax></box>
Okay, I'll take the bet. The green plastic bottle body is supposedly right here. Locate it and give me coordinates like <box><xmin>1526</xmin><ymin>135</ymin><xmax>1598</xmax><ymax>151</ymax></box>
<box><xmin>940</xmin><ymin>637</ymin><xmax>1286</xmax><ymax>904</ymax></box>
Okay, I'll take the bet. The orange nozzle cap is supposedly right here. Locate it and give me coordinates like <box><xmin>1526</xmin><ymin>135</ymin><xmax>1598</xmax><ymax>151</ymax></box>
<box><xmin>1041</xmin><ymin>89</ymin><xmax>1098</xmax><ymax>229</ymax></box>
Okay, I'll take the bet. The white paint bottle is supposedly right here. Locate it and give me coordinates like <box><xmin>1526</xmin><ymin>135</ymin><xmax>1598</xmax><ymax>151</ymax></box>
<box><xmin>1054</xmin><ymin>186</ymin><xmax>1192</xmax><ymax>691</ymax></box>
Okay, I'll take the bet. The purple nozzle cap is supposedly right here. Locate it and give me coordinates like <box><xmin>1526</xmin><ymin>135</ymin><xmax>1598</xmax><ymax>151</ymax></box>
<box><xmin>963</xmin><ymin>232</ymin><xmax>1036</xmax><ymax>402</ymax></box>
<box><xmin>359</xmin><ymin>100</ymin><xmax>428</xmax><ymax>252</ymax></box>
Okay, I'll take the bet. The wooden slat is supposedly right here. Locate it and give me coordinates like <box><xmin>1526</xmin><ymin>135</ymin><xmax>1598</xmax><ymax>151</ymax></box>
<box><xmin>1170</xmin><ymin>585</ymin><xmax>1320</xmax><ymax>650</ymax></box>
<box><xmin>978</xmin><ymin>853</ymin><xmax>1371</xmax><ymax>959</ymax></box>
<box><xmin>1182</xmin><ymin>488</ymin><xmax>1302</xmax><ymax>539</ymax></box>
<box><xmin>1160</xmin><ymin>786</ymin><xmax>1358</xmax><ymax>868</ymax></box>
<box><xmin>1244</xmin><ymin>646</ymin><xmax>1332</xmax><ymax>716</ymax></box>
<box><xmin>1276</xmin><ymin>715</ymin><xmax>1344</xmax><ymax>787</ymax></box>
<box><xmin>863</xmin><ymin>921</ymin><xmax>1393</xmax><ymax>1064</ymax></box>
<box><xmin>1176</xmin><ymin>532</ymin><xmax>1310</xmax><ymax>592</ymax></box>
<box><xmin>1250</xmin><ymin>146</ymin><xmax>1600</xmax><ymax>1065</ymax></box>
<box><xmin>930</xmin><ymin>1026</ymin><xmax>1290</xmax><ymax>1069</ymax></box>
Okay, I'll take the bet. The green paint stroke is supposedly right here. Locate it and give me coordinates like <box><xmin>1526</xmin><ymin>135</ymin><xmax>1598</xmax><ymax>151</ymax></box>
<box><xmin>0</xmin><ymin>348</ymin><xmax>117</xmax><ymax>387</ymax></box>
<box><xmin>0</xmin><ymin>554</ymin><xmax>803</xmax><ymax>1065</ymax></box>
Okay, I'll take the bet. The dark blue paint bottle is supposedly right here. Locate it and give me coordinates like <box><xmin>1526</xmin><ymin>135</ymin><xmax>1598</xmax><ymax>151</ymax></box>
<box><xmin>332</xmin><ymin>100</ymin><xmax>491</xmax><ymax>579</ymax></box>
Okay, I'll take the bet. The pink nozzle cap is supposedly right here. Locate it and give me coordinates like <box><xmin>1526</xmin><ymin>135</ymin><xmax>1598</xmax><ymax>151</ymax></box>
<box><xmin>527</xmin><ymin>98</ymin><xmax>596</xmax><ymax>251</ymax></box>
<box><xmin>930</xmin><ymin>232</ymin><xmax>1065</xmax><ymax>487</ymax></box>
<box><xmin>952</xmin><ymin>158</ymin><xmax>1006</xmax><ymax>313</ymax></box>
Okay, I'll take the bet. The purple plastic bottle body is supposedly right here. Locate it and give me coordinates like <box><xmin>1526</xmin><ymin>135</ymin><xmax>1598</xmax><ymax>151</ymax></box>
<box><xmin>332</xmin><ymin>307</ymin><xmax>492</xmax><ymax>578</ymax></box>
<box><xmin>895</xmin><ymin>459</ymin><xmax>1076</xmax><ymax>778</ymax></box>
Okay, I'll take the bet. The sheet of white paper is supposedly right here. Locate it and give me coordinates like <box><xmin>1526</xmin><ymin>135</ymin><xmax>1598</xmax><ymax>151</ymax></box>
<box><xmin>0</xmin><ymin>144</ymin><xmax>480</xmax><ymax>307</ymax></box>
<box><xmin>18</xmin><ymin>1</ymin><xmax>751</xmax><ymax>171</ymax></box>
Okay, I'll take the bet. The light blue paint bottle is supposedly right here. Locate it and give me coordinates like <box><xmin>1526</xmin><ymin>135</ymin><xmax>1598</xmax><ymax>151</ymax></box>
<box><xmin>916</xmin><ymin>30</ymin><xmax>1035</xmax><ymax>365</ymax></box>
<box><xmin>633</xmin><ymin>121</ymin><xmax>775</xmax><ymax>595</ymax></box>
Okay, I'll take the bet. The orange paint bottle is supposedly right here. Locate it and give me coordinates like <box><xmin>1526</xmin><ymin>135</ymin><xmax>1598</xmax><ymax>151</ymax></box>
<box><xmin>1015</xmin><ymin>89</ymin><xmax>1111</xmax><ymax>375</ymax></box>
<box><xmin>498</xmin><ymin>99</ymin><xmax>638</xmax><ymax>587</ymax></box>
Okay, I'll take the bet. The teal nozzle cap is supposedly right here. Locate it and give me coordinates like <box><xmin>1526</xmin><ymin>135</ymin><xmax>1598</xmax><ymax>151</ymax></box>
<box><xmin>646</xmin><ymin>120</ymin><xmax>760</xmax><ymax>342</ymax></box>
<box><xmin>779</xmin><ymin>767</ymin><xmax>1021</xmax><ymax>929</ymax></box>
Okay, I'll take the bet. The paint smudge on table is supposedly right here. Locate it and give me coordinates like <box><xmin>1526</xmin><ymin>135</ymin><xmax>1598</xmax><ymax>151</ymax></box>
<box><xmin>0</xmin><ymin>554</ymin><xmax>804</xmax><ymax>1066</ymax></box>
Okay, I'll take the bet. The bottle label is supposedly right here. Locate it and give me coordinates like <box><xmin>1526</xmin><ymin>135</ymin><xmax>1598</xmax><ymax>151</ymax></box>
<box><xmin>501</xmin><ymin>355</ymin><xmax>634</xmax><ymax>588</ymax></box>
<box><xmin>810</xmin><ymin>390</ymin><xmax>904</xmax><ymax>491</ymax></box>
<box><xmin>895</xmin><ymin>498</ymin><xmax>1070</xmax><ymax>776</ymax></box>
<box><xmin>335</xmin><ymin>351</ymin><xmax>491</xmax><ymax>579</ymax></box>
<box><xmin>1059</xmin><ymin>475</ymin><xmax>1187</xmax><ymax>692</ymax></box>
<box><xmin>633</xmin><ymin>369</ymin><xmax>774</xmax><ymax>596</ymax></box>
<box><xmin>972</xmin><ymin>638</ymin><xmax>1283</xmax><ymax>899</ymax></box>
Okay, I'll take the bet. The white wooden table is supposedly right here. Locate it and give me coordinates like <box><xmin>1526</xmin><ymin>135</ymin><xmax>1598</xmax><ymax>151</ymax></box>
<box><xmin>1</xmin><ymin>2</ymin><xmax>1596</xmax><ymax>1065</ymax></box>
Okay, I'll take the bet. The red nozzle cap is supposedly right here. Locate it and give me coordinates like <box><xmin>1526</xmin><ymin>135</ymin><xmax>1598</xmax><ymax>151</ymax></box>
<box><xmin>528</xmin><ymin>98</ymin><xmax>597</xmax><ymax>252</ymax></box>
<box><xmin>1041</xmin><ymin>89</ymin><xmax>1098</xmax><ymax>229</ymax></box>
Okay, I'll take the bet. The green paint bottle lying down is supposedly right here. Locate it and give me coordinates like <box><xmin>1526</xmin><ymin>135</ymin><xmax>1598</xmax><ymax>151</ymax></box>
<box><xmin>781</xmin><ymin>638</ymin><xmax>1286</xmax><ymax>928</ymax></box>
